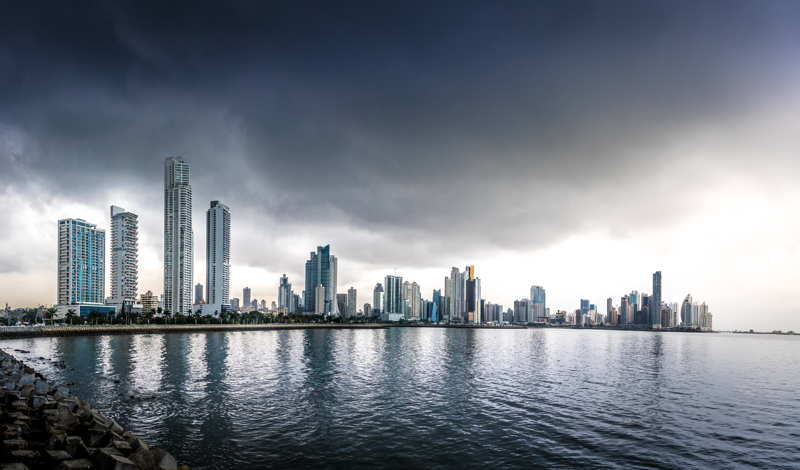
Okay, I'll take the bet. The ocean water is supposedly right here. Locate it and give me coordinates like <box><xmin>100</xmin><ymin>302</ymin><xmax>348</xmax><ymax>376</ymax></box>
<box><xmin>2</xmin><ymin>328</ymin><xmax>798</xmax><ymax>469</ymax></box>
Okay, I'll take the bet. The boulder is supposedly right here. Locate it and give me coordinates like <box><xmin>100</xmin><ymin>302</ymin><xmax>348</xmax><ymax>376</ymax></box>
<box><xmin>111</xmin><ymin>440</ymin><xmax>132</xmax><ymax>452</ymax></box>
<box><xmin>17</xmin><ymin>374</ymin><xmax>34</xmax><ymax>387</ymax></box>
<box><xmin>9</xmin><ymin>450</ymin><xmax>39</xmax><ymax>465</ymax></box>
<box><xmin>56</xmin><ymin>407</ymin><xmax>79</xmax><ymax>431</ymax></box>
<box><xmin>2</xmin><ymin>439</ymin><xmax>27</xmax><ymax>450</ymax></box>
<box><xmin>86</xmin><ymin>426</ymin><xmax>110</xmax><ymax>448</ymax></box>
<box><xmin>65</xmin><ymin>436</ymin><xmax>88</xmax><ymax>458</ymax></box>
<box><xmin>128</xmin><ymin>447</ymin><xmax>156</xmax><ymax>470</ymax></box>
<box><xmin>46</xmin><ymin>449</ymin><xmax>73</xmax><ymax>462</ymax></box>
<box><xmin>95</xmin><ymin>448</ymin><xmax>137</xmax><ymax>470</ymax></box>
<box><xmin>58</xmin><ymin>459</ymin><xmax>94</xmax><ymax>470</ymax></box>
<box><xmin>150</xmin><ymin>448</ymin><xmax>178</xmax><ymax>470</ymax></box>
<box><xmin>1</xmin><ymin>463</ymin><xmax>30</xmax><ymax>470</ymax></box>
<box><xmin>47</xmin><ymin>430</ymin><xmax>67</xmax><ymax>449</ymax></box>
<box><xmin>34</xmin><ymin>380</ymin><xmax>49</xmax><ymax>394</ymax></box>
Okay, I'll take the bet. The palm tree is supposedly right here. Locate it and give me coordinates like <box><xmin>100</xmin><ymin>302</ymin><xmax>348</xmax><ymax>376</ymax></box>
<box><xmin>45</xmin><ymin>307</ymin><xmax>56</xmax><ymax>325</ymax></box>
<box><xmin>65</xmin><ymin>309</ymin><xmax>76</xmax><ymax>325</ymax></box>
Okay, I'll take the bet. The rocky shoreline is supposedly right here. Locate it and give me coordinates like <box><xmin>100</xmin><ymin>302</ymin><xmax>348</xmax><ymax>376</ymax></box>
<box><xmin>0</xmin><ymin>348</ymin><xmax>184</xmax><ymax>470</ymax></box>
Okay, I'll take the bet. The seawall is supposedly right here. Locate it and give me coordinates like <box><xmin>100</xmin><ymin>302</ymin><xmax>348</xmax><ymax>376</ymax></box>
<box><xmin>0</xmin><ymin>323</ymin><xmax>387</xmax><ymax>339</ymax></box>
<box><xmin>0</xmin><ymin>347</ymin><xmax>183</xmax><ymax>469</ymax></box>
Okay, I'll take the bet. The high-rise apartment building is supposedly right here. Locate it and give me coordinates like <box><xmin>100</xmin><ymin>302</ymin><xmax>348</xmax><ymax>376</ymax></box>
<box><xmin>205</xmin><ymin>201</ymin><xmax>230</xmax><ymax>308</ymax></box>
<box><xmin>303</xmin><ymin>245</ymin><xmax>338</xmax><ymax>315</ymax></box>
<box><xmin>194</xmin><ymin>283</ymin><xmax>204</xmax><ymax>304</ymax></box>
<box><xmin>531</xmin><ymin>285</ymin><xmax>546</xmax><ymax>322</ymax></box>
<box><xmin>109</xmin><ymin>206</ymin><xmax>138</xmax><ymax>304</ymax></box>
<box><xmin>514</xmin><ymin>299</ymin><xmax>532</xmax><ymax>323</ymax></box>
<box><xmin>242</xmin><ymin>287</ymin><xmax>251</xmax><ymax>309</ymax></box>
<box><xmin>140</xmin><ymin>290</ymin><xmax>159</xmax><ymax>313</ymax></box>
<box><xmin>346</xmin><ymin>287</ymin><xmax>357</xmax><ymax>317</ymax></box>
<box><xmin>384</xmin><ymin>275</ymin><xmax>403</xmax><ymax>321</ymax></box>
<box><xmin>405</xmin><ymin>281</ymin><xmax>421</xmax><ymax>320</ymax></box>
<box><xmin>58</xmin><ymin>218</ymin><xmax>105</xmax><ymax>305</ymax></box>
<box><xmin>163</xmin><ymin>157</ymin><xmax>193</xmax><ymax>314</ymax></box>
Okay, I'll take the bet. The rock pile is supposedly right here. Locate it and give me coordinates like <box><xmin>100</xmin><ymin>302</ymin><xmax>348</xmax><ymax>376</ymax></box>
<box><xmin>0</xmin><ymin>349</ymin><xmax>186</xmax><ymax>470</ymax></box>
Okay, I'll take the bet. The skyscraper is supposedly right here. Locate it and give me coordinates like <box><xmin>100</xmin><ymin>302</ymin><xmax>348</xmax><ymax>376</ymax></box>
<box><xmin>620</xmin><ymin>295</ymin><xmax>631</xmax><ymax>324</ymax></box>
<box><xmin>110</xmin><ymin>206</ymin><xmax>138</xmax><ymax>305</ymax></box>
<box><xmin>303</xmin><ymin>245</ymin><xmax>338</xmax><ymax>315</ymax></box>
<box><xmin>531</xmin><ymin>285</ymin><xmax>546</xmax><ymax>322</ymax></box>
<box><xmin>580</xmin><ymin>299</ymin><xmax>590</xmax><ymax>317</ymax></box>
<box><xmin>163</xmin><ymin>156</ymin><xmax>193</xmax><ymax>314</ymax></box>
<box><xmin>651</xmin><ymin>271</ymin><xmax>662</xmax><ymax>328</ymax></box>
<box><xmin>195</xmin><ymin>283</ymin><xmax>204</xmax><ymax>304</ymax></box>
<box><xmin>57</xmin><ymin>218</ymin><xmax>105</xmax><ymax>305</ymax></box>
<box><xmin>315</xmin><ymin>284</ymin><xmax>326</xmax><ymax>315</ymax></box>
<box><xmin>681</xmin><ymin>294</ymin><xmax>693</xmax><ymax>327</ymax></box>
<box><xmin>384</xmin><ymin>275</ymin><xmax>403</xmax><ymax>321</ymax></box>
<box><xmin>465</xmin><ymin>265</ymin><xmax>481</xmax><ymax>323</ymax></box>
<box><xmin>346</xmin><ymin>287</ymin><xmax>357</xmax><ymax>317</ymax></box>
<box><xmin>372</xmin><ymin>283</ymin><xmax>384</xmax><ymax>316</ymax></box>
<box><xmin>445</xmin><ymin>267</ymin><xmax>465</xmax><ymax>322</ymax></box>
<box><xmin>278</xmin><ymin>274</ymin><xmax>292</xmax><ymax>310</ymax></box>
<box><xmin>431</xmin><ymin>289</ymin><xmax>442</xmax><ymax>323</ymax></box>
<box><xmin>206</xmin><ymin>201</ymin><xmax>230</xmax><ymax>308</ymax></box>
<box><xmin>243</xmin><ymin>287</ymin><xmax>251</xmax><ymax>309</ymax></box>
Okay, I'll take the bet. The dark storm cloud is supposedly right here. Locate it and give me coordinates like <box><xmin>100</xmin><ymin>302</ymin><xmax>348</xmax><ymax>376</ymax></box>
<box><xmin>2</xmin><ymin>0</ymin><xmax>799</xmax><ymax>269</ymax></box>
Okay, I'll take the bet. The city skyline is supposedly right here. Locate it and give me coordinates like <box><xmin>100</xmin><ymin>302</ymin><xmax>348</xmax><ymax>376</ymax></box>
<box><xmin>0</xmin><ymin>157</ymin><xmax>733</xmax><ymax>329</ymax></box>
<box><xmin>1</xmin><ymin>2</ymin><xmax>798</xmax><ymax>330</ymax></box>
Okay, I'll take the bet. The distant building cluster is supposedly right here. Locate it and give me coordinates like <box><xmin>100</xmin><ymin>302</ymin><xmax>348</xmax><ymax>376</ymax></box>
<box><xmin>41</xmin><ymin>157</ymin><xmax>712</xmax><ymax>330</ymax></box>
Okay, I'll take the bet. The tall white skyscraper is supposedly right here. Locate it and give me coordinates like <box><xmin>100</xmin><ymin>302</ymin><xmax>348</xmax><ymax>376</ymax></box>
<box><xmin>346</xmin><ymin>287</ymin><xmax>357</xmax><ymax>317</ymax></box>
<box><xmin>58</xmin><ymin>218</ymin><xmax>105</xmax><ymax>305</ymax></box>
<box><xmin>445</xmin><ymin>267</ymin><xmax>465</xmax><ymax>322</ymax></box>
<box><xmin>163</xmin><ymin>156</ymin><xmax>193</xmax><ymax>314</ymax></box>
<box><xmin>206</xmin><ymin>200</ymin><xmax>230</xmax><ymax>308</ymax></box>
<box><xmin>315</xmin><ymin>284</ymin><xmax>326</xmax><ymax>315</ymax></box>
<box><xmin>110</xmin><ymin>206</ymin><xmax>138</xmax><ymax>304</ymax></box>
<box><xmin>372</xmin><ymin>283</ymin><xmax>384</xmax><ymax>316</ymax></box>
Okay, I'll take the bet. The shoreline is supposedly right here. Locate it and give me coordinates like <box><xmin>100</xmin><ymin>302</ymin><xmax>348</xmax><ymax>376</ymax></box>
<box><xmin>0</xmin><ymin>323</ymin><xmax>387</xmax><ymax>339</ymax></box>
<box><xmin>0</xmin><ymin>348</ymin><xmax>183</xmax><ymax>469</ymax></box>
<box><xmin>0</xmin><ymin>322</ymin><xmax>719</xmax><ymax>339</ymax></box>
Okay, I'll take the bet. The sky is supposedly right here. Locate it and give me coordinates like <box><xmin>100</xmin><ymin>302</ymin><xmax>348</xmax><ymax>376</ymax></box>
<box><xmin>1</xmin><ymin>1</ymin><xmax>799</xmax><ymax>331</ymax></box>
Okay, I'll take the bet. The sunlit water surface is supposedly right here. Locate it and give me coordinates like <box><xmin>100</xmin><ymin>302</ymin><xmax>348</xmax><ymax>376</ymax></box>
<box><xmin>2</xmin><ymin>328</ymin><xmax>798</xmax><ymax>469</ymax></box>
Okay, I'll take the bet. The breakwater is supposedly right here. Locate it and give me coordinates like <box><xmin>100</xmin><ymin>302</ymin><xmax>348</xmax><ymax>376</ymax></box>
<box><xmin>0</xmin><ymin>323</ymin><xmax>387</xmax><ymax>339</ymax></box>
<box><xmin>0</xmin><ymin>347</ymin><xmax>183</xmax><ymax>470</ymax></box>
